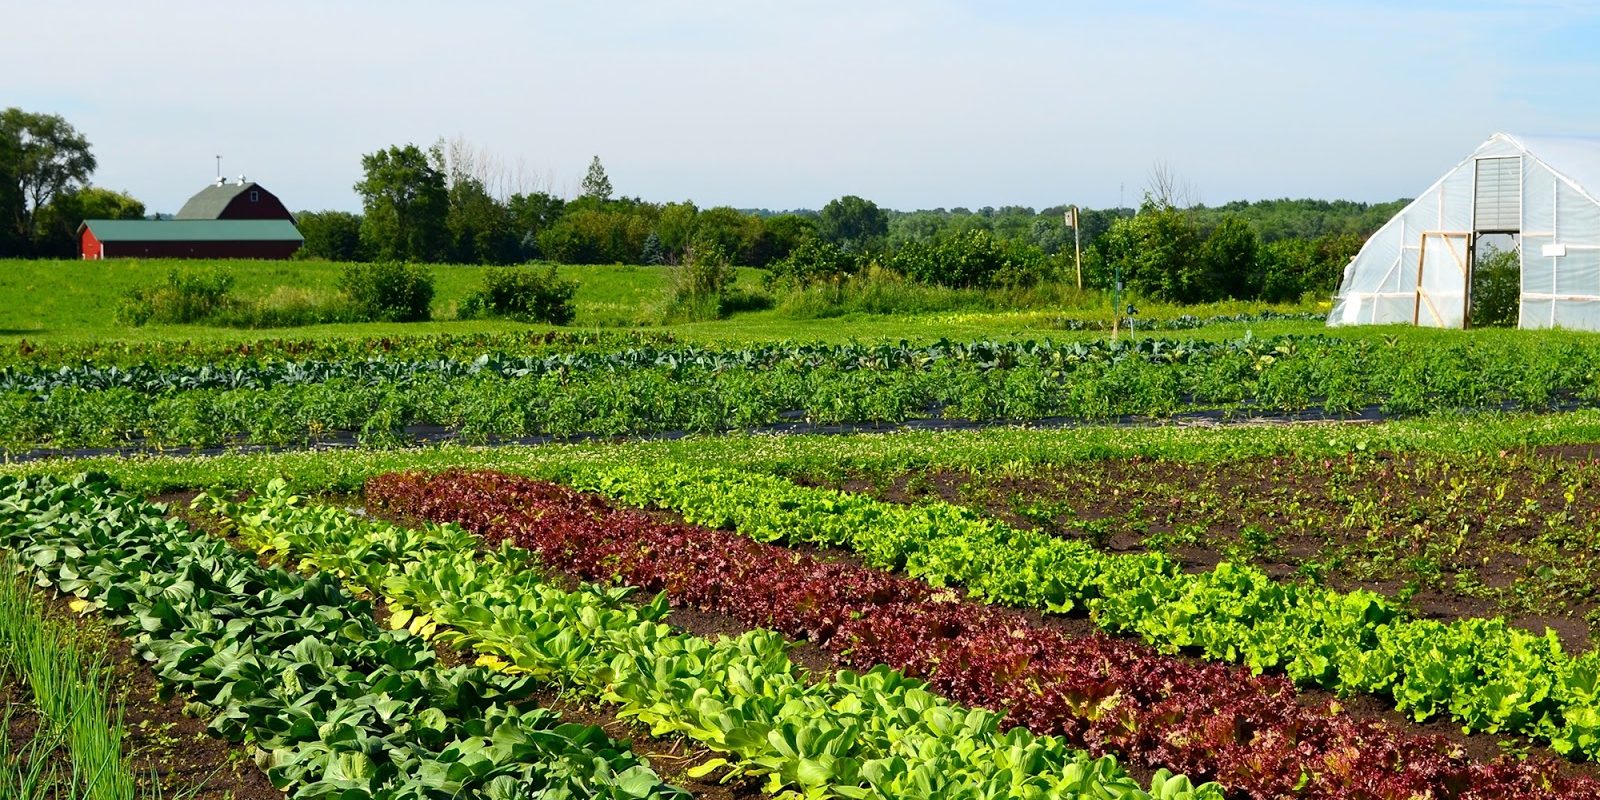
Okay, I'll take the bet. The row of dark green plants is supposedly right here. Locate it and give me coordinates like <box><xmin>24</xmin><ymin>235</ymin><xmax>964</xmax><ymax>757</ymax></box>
<box><xmin>365</xmin><ymin>468</ymin><xmax>1600</xmax><ymax>797</ymax></box>
<box><xmin>0</xmin><ymin>474</ymin><xmax>686</xmax><ymax>800</ymax></box>
<box><xmin>3</xmin><ymin>334</ymin><xmax>1599</xmax><ymax>451</ymax></box>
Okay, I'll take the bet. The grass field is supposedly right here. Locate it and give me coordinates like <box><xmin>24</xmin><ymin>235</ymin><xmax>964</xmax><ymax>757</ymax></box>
<box><xmin>0</xmin><ymin>257</ymin><xmax>1344</xmax><ymax>345</ymax></box>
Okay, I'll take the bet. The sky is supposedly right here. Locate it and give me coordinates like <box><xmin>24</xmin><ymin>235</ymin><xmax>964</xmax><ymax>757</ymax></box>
<box><xmin>5</xmin><ymin>1</ymin><xmax>1600</xmax><ymax>214</ymax></box>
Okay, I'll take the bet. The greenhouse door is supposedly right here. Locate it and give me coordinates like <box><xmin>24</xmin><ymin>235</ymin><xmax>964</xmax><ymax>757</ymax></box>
<box><xmin>1413</xmin><ymin>231</ymin><xmax>1471</xmax><ymax>328</ymax></box>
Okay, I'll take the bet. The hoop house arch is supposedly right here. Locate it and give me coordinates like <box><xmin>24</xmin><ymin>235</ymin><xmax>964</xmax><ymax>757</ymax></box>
<box><xmin>1329</xmin><ymin>133</ymin><xmax>1600</xmax><ymax>330</ymax></box>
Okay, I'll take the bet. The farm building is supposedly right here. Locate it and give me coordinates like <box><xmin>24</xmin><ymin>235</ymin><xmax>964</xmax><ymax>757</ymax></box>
<box><xmin>175</xmin><ymin>177</ymin><xmax>296</xmax><ymax>221</ymax></box>
<box><xmin>79</xmin><ymin>178</ymin><xmax>303</xmax><ymax>259</ymax></box>
<box><xmin>1329</xmin><ymin>133</ymin><xmax>1600</xmax><ymax>330</ymax></box>
<box><xmin>79</xmin><ymin>219</ymin><xmax>303</xmax><ymax>259</ymax></box>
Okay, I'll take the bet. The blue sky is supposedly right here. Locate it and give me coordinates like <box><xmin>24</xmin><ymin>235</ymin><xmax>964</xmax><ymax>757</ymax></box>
<box><xmin>5</xmin><ymin>1</ymin><xmax>1599</xmax><ymax>213</ymax></box>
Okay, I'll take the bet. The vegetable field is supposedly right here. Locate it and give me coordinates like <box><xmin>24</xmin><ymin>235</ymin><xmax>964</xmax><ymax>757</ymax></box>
<box><xmin>13</xmin><ymin>321</ymin><xmax>1600</xmax><ymax>799</ymax></box>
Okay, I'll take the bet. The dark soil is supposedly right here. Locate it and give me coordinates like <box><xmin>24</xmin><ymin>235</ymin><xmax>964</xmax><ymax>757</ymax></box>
<box><xmin>819</xmin><ymin>450</ymin><xmax>1600</xmax><ymax>652</ymax></box>
<box><xmin>0</xmin><ymin>588</ymin><xmax>281</xmax><ymax>800</ymax></box>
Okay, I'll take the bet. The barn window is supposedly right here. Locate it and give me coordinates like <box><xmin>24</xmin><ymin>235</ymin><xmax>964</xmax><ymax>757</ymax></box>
<box><xmin>250</xmin><ymin>191</ymin><xmax>260</xmax><ymax>202</ymax></box>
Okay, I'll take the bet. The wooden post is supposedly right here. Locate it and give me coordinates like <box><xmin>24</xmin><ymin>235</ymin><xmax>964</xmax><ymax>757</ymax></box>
<box><xmin>1413</xmin><ymin>233</ymin><xmax>1428</xmax><ymax>325</ymax></box>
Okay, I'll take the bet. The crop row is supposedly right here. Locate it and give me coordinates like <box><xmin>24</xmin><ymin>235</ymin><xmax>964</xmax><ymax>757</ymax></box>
<box><xmin>0</xmin><ymin>551</ymin><xmax>150</xmax><ymax>800</ymax></box>
<box><xmin>1</xmin><ymin>337</ymin><xmax>1233</xmax><ymax>395</ymax></box>
<box><xmin>0</xmin><ymin>474</ymin><xmax>685</xmax><ymax>800</ymax></box>
<box><xmin>936</xmin><ymin>450</ymin><xmax>1600</xmax><ymax>624</ymax></box>
<box><xmin>10</xmin><ymin>336</ymin><xmax>1600</xmax><ymax>452</ymax></box>
<box><xmin>199</xmin><ymin>479</ymin><xmax>1220</xmax><ymax>800</ymax></box>
<box><xmin>0</xmin><ymin>329</ymin><xmax>664</xmax><ymax>369</ymax></box>
<box><xmin>567</xmin><ymin>464</ymin><xmax>1600</xmax><ymax>761</ymax></box>
<box><xmin>364</xmin><ymin>467</ymin><xmax>1600</xmax><ymax>799</ymax></box>
<box><xmin>7</xmin><ymin>335</ymin><xmax>1599</xmax><ymax>407</ymax></box>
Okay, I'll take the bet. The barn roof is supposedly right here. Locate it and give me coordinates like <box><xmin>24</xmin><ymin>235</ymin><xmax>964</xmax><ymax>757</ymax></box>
<box><xmin>80</xmin><ymin>219</ymin><xmax>304</xmax><ymax>242</ymax></box>
<box><xmin>175</xmin><ymin>182</ymin><xmax>264</xmax><ymax>219</ymax></box>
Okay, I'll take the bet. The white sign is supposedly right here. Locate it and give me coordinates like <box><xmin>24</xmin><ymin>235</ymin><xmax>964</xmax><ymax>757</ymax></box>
<box><xmin>1543</xmin><ymin>243</ymin><xmax>1568</xmax><ymax>258</ymax></box>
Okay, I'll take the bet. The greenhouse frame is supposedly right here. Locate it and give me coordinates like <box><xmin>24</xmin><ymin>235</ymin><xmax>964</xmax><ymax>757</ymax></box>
<box><xmin>1329</xmin><ymin>132</ymin><xmax>1600</xmax><ymax>330</ymax></box>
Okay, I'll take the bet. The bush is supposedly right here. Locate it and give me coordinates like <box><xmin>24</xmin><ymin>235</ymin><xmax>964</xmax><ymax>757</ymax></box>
<box><xmin>887</xmin><ymin>230</ymin><xmax>1053</xmax><ymax>289</ymax></box>
<box><xmin>115</xmin><ymin>269</ymin><xmax>236</xmax><ymax>326</ymax></box>
<box><xmin>766</xmin><ymin>237</ymin><xmax>862</xmax><ymax>288</ymax></box>
<box><xmin>337</xmin><ymin>261</ymin><xmax>434</xmax><ymax>322</ymax></box>
<box><xmin>659</xmin><ymin>242</ymin><xmax>742</xmax><ymax>322</ymax></box>
<box><xmin>458</xmin><ymin>265</ymin><xmax>578</xmax><ymax>324</ymax></box>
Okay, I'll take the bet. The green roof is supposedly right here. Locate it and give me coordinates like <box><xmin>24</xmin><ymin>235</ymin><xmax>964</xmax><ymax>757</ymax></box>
<box><xmin>81</xmin><ymin>219</ymin><xmax>303</xmax><ymax>242</ymax></box>
<box><xmin>175</xmin><ymin>182</ymin><xmax>257</xmax><ymax>219</ymax></box>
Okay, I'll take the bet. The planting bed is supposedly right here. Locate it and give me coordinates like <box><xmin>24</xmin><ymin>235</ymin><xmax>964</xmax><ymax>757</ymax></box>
<box><xmin>821</xmin><ymin>448</ymin><xmax>1600</xmax><ymax>647</ymax></box>
<box><xmin>8</xmin><ymin>333</ymin><xmax>1600</xmax><ymax>453</ymax></box>
<box><xmin>363</xmin><ymin>468</ymin><xmax>1600</xmax><ymax>799</ymax></box>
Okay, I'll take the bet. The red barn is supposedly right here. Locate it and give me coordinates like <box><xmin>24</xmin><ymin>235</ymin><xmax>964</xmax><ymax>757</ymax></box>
<box><xmin>79</xmin><ymin>178</ymin><xmax>303</xmax><ymax>259</ymax></box>
<box><xmin>79</xmin><ymin>219</ymin><xmax>304</xmax><ymax>259</ymax></box>
<box><xmin>175</xmin><ymin>177</ymin><xmax>295</xmax><ymax>221</ymax></box>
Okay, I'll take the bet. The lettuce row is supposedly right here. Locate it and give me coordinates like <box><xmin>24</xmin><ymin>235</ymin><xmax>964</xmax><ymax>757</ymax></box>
<box><xmin>571</xmin><ymin>464</ymin><xmax>1600</xmax><ymax>760</ymax></box>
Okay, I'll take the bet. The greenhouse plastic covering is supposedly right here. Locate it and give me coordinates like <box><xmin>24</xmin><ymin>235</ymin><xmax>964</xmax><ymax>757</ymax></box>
<box><xmin>1329</xmin><ymin>133</ymin><xmax>1600</xmax><ymax>330</ymax></box>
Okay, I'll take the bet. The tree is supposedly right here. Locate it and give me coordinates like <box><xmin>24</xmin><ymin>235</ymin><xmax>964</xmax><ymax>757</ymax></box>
<box><xmin>762</xmin><ymin>214</ymin><xmax>818</xmax><ymax>263</ymax></box>
<box><xmin>581</xmin><ymin>156</ymin><xmax>612</xmax><ymax>201</ymax></box>
<box><xmin>0</xmin><ymin>108</ymin><xmax>96</xmax><ymax>255</ymax></box>
<box><xmin>506</xmin><ymin>191</ymin><xmax>565</xmax><ymax>259</ymax></box>
<box><xmin>445</xmin><ymin>176</ymin><xmax>517</xmax><ymax>264</ymax></box>
<box><xmin>1095</xmin><ymin>204</ymin><xmax>1207</xmax><ymax>302</ymax></box>
<box><xmin>354</xmin><ymin>144</ymin><xmax>448</xmax><ymax>262</ymax></box>
<box><xmin>1199</xmin><ymin>215</ymin><xmax>1261</xmax><ymax>299</ymax></box>
<box><xmin>296</xmin><ymin>210</ymin><xmax>365</xmax><ymax>261</ymax></box>
<box><xmin>31</xmin><ymin>186</ymin><xmax>143</xmax><ymax>257</ymax></box>
<box><xmin>819</xmin><ymin>195</ymin><xmax>887</xmax><ymax>252</ymax></box>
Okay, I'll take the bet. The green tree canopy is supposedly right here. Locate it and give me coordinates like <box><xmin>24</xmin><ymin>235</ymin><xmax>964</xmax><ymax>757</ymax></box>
<box><xmin>31</xmin><ymin>186</ymin><xmax>144</xmax><ymax>257</ymax></box>
<box><xmin>354</xmin><ymin>144</ymin><xmax>448</xmax><ymax>262</ymax></box>
<box><xmin>581</xmin><ymin>155</ymin><xmax>613</xmax><ymax>201</ymax></box>
<box><xmin>0</xmin><ymin>108</ymin><xmax>96</xmax><ymax>255</ymax></box>
<box><xmin>296</xmin><ymin>210</ymin><xmax>365</xmax><ymax>261</ymax></box>
<box><xmin>819</xmin><ymin>195</ymin><xmax>887</xmax><ymax>252</ymax></box>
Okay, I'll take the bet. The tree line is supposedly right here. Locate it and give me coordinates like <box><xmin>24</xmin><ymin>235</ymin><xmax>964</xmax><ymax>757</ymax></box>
<box><xmin>2</xmin><ymin>107</ymin><xmax>1404</xmax><ymax>304</ymax></box>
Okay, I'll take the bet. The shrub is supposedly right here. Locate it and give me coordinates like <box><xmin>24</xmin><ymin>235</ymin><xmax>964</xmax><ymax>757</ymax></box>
<box><xmin>337</xmin><ymin>261</ymin><xmax>434</xmax><ymax>322</ymax></box>
<box><xmin>766</xmin><ymin>237</ymin><xmax>862</xmax><ymax>288</ymax></box>
<box><xmin>115</xmin><ymin>269</ymin><xmax>236</xmax><ymax>326</ymax></box>
<box><xmin>887</xmin><ymin>230</ymin><xmax>1053</xmax><ymax>289</ymax></box>
<box><xmin>660</xmin><ymin>241</ymin><xmax>740</xmax><ymax>322</ymax></box>
<box><xmin>458</xmin><ymin>265</ymin><xmax>578</xmax><ymax>324</ymax></box>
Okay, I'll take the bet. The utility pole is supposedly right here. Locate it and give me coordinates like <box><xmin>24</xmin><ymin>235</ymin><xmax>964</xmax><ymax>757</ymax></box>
<box><xmin>1112</xmin><ymin>265</ymin><xmax>1122</xmax><ymax>340</ymax></box>
<box><xmin>1071</xmin><ymin>206</ymin><xmax>1083</xmax><ymax>290</ymax></box>
<box><xmin>215</xmin><ymin>155</ymin><xmax>221</xmax><ymax>179</ymax></box>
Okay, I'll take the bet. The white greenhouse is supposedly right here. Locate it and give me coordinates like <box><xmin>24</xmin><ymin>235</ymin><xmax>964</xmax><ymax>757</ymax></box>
<box><xmin>1328</xmin><ymin>132</ymin><xmax>1600</xmax><ymax>329</ymax></box>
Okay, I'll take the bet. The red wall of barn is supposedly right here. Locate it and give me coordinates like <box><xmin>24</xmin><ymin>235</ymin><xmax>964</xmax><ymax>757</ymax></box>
<box><xmin>219</xmin><ymin>189</ymin><xmax>294</xmax><ymax>221</ymax></box>
<box><xmin>100</xmin><ymin>240</ymin><xmax>302</xmax><ymax>259</ymax></box>
<box><xmin>80</xmin><ymin>228</ymin><xmax>103</xmax><ymax>259</ymax></box>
